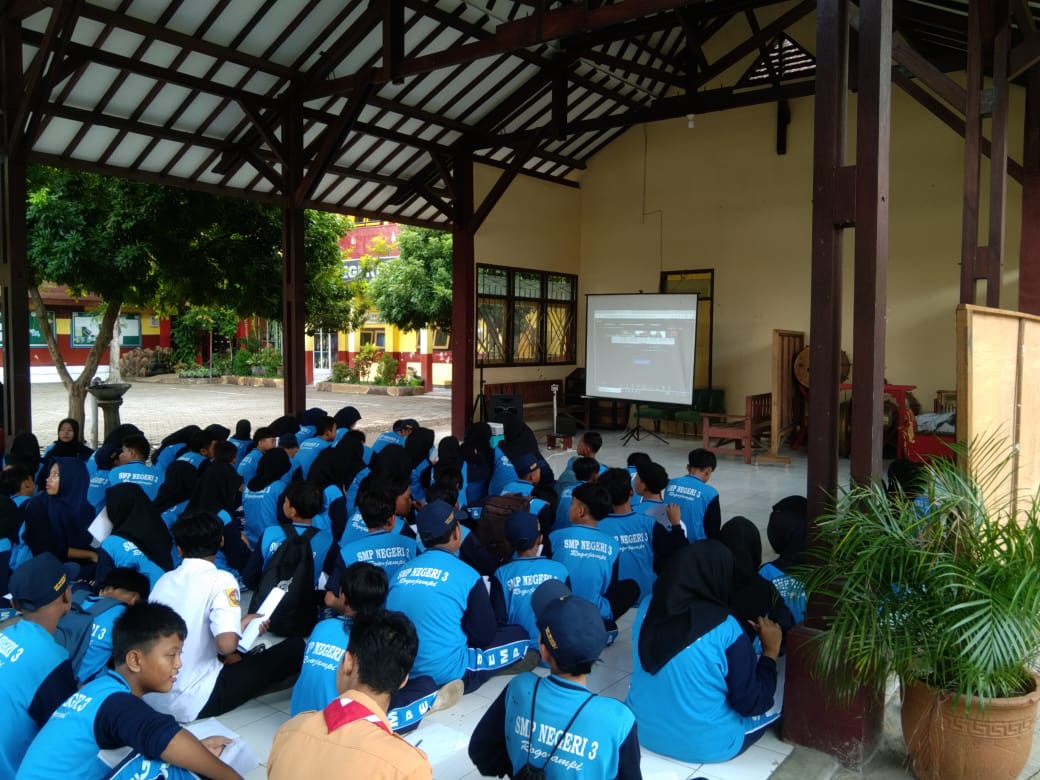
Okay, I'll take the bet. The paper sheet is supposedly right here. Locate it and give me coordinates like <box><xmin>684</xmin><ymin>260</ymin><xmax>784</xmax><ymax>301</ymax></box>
<box><xmin>238</xmin><ymin>587</ymin><xmax>284</xmax><ymax>652</ymax></box>
<box><xmin>185</xmin><ymin>718</ymin><xmax>260</xmax><ymax>776</ymax></box>
<box><xmin>88</xmin><ymin>506</ymin><xmax>112</xmax><ymax>545</ymax></box>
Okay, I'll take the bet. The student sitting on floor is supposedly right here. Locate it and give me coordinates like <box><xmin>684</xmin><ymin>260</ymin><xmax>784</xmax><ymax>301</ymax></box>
<box><xmin>268</xmin><ymin>610</ymin><xmax>433</xmax><ymax>780</ymax></box>
<box><xmin>0</xmin><ymin>554</ymin><xmax>77</xmax><ymax>778</ymax></box>
<box><xmin>385</xmin><ymin>500</ymin><xmax>535</xmax><ymax>697</ymax></box>
<box><xmin>65</xmin><ymin>567</ymin><xmax>151</xmax><ymax>685</ymax></box>
<box><xmin>547</xmin><ymin>483</ymin><xmax>640</xmax><ymax>637</ymax></box>
<box><xmin>146</xmin><ymin>511</ymin><xmax>304</xmax><ymax>722</ymax></box>
<box><xmin>554</xmin><ymin>456</ymin><xmax>600</xmax><ymax>532</ymax></box>
<box><xmin>491</xmin><ymin>510</ymin><xmax>570</xmax><ymax>652</ymax></box>
<box><xmin>626</xmin><ymin>540</ymin><xmax>783</xmax><ymax>764</ymax></box>
<box><xmin>469</xmin><ymin>579</ymin><xmax>643</xmax><ymax>779</ymax></box>
<box><xmin>663</xmin><ymin>448</ymin><xmax>721</xmax><ymax>541</ymax></box>
<box><xmin>16</xmin><ymin>602</ymin><xmax>243</xmax><ymax>780</ymax></box>
<box><xmin>335</xmin><ymin>487</ymin><xmax>417</xmax><ymax>581</ymax></box>
<box><xmin>290</xmin><ymin>562</ymin><xmax>441</xmax><ymax>729</ymax></box>
<box><xmin>758</xmin><ymin>496</ymin><xmax>809</xmax><ymax>624</ymax></box>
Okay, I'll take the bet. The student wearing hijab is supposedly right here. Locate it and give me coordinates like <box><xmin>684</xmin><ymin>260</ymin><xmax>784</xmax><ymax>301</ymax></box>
<box><xmin>43</xmin><ymin>418</ymin><xmax>94</xmax><ymax>461</ymax></box>
<box><xmin>308</xmin><ymin>433</ymin><xmax>366</xmax><ymax>542</ymax></box>
<box><xmin>228</xmin><ymin>419</ymin><xmax>252</xmax><ymax>462</ymax></box>
<box><xmin>9</xmin><ymin>432</ymin><xmax>43</xmax><ymax>490</ymax></box>
<box><xmin>23</xmin><ymin>457</ymin><xmax>98</xmax><ymax>568</ymax></box>
<box><xmin>461</xmin><ymin>422</ymin><xmax>495</xmax><ymax>505</ymax></box>
<box><xmin>404</xmin><ymin>426</ymin><xmax>436</xmax><ymax>503</ymax></box>
<box><xmin>331</xmin><ymin>406</ymin><xmax>362</xmax><ymax>444</ymax></box>
<box><xmin>152</xmin><ymin>424</ymin><xmax>201</xmax><ymax>474</ymax></box>
<box><xmin>501</xmin><ymin>418</ymin><xmax>555</xmax><ymax>492</ymax></box>
<box><xmin>758</xmin><ymin>496</ymin><xmax>809</xmax><ymax>623</ymax></box>
<box><xmin>0</xmin><ymin>494</ymin><xmax>20</xmax><ymax>611</ymax></box>
<box><xmin>718</xmin><ymin>516</ymin><xmax>794</xmax><ymax>640</ymax></box>
<box><xmin>153</xmin><ymin>460</ymin><xmax>198</xmax><ymax>528</ymax></box>
<box><xmin>187</xmin><ymin>441</ymin><xmax>250</xmax><ymax>574</ymax></box>
<box><xmin>97</xmin><ymin>483</ymin><xmax>175</xmax><ymax>587</ymax></box>
<box><xmin>626</xmin><ymin>540</ymin><xmax>783</xmax><ymax>763</ymax></box>
<box><xmin>242</xmin><ymin>447</ymin><xmax>292</xmax><ymax>545</ymax></box>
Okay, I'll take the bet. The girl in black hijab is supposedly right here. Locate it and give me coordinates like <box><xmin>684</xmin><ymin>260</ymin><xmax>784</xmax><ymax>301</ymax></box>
<box><xmin>45</xmin><ymin>418</ymin><xmax>93</xmax><ymax>460</ymax></box>
<box><xmin>759</xmin><ymin>495</ymin><xmax>809</xmax><ymax>623</ymax></box>
<box><xmin>188</xmin><ymin>441</ymin><xmax>250</xmax><ymax>572</ymax></box>
<box><xmin>0</xmin><ymin>494</ymin><xmax>21</xmax><ymax>607</ymax></box>
<box><xmin>718</xmin><ymin>516</ymin><xmax>794</xmax><ymax>640</ymax></box>
<box><xmin>501</xmin><ymin>417</ymin><xmax>556</xmax><ymax>491</ymax></box>
<box><xmin>23</xmin><ymin>457</ymin><xmax>97</xmax><ymax>570</ymax></box>
<box><xmin>97</xmin><ymin>483</ymin><xmax>175</xmax><ymax>586</ymax></box>
<box><xmin>243</xmin><ymin>448</ymin><xmax>292</xmax><ymax>545</ymax></box>
<box><xmin>153</xmin><ymin>460</ymin><xmax>198</xmax><ymax>527</ymax></box>
<box><xmin>461</xmin><ymin>422</ymin><xmax>494</xmax><ymax>504</ymax></box>
<box><xmin>627</xmin><ymin>540</ymin><xmax>783</xmax><ymax>763</ymax></box>
<box><xmin>9</xmin><ymin>432</ymin><xmax>42</xmax><ymax>482</ymax></box>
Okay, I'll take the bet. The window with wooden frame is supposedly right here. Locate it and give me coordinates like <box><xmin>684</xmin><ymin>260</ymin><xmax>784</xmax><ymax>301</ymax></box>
<box><xmin>476</xmin><ymin>265</ymin><xmax>577</xmax><ymax>366</ymax></box>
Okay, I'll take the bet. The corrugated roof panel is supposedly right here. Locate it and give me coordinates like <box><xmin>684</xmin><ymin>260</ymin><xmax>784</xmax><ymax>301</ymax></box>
<box><xmin>165</xmin><ymin>146</ymin><xmax>217</xmax><ymax>181</ymax></box>
<box><xmin>209</xmin><ymin>61</ymin><xmax>251</xmax><ymax>89</ymax></box>
<box><xmin>32</xmin><ymin>117</ymin><xmax>86</xmax><ymax>157</ymax></box>
<box><xmin>134</xmin><ymin>139</ymin><xmax>183</xmax><ymax>173</ymax></box>
<box><xmin>176</xmin><ymin>51</ymin><xmax>221</xmax><ymax>80</ymax></box>
<box><xmin>137</xmin><ymin>40</ymin><xmax>182</xmax><ymax>70</ymax></box>
<box><xmin>103</xmin><ymin>74</ymin><xmax>170</xmax><ymax>120</ymax></box>
<box><xmin>95</xmin><ymin>28</ymin><xmax>148</xmax><ymax>59</ymax></box>
<box><xmin>168</xmin><ymin>94</ymin><xmax>227</xmax><ymax>134</ymax></box>
<box><xmin>103</xmin><ymin>134</ymin><xmax>156</xmax><ymax>168</ymax></box>
<box><xmin>124</xmin><ymin>0</ymin><xmax>180</xmax><ymax>25</ymax></box>
<box><xmin>59</xmin><ymin>65</ymin><xmax>124</xmax><ymax>109</ymax></box>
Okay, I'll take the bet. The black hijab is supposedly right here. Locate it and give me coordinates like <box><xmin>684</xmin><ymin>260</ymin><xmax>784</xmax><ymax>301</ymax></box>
<box><xmin>719</xmin><ymin>515</ymin><xmax>782</xmax><ymax>634</ymax></box>
<box><xmin>405</xmin><ymin>426</ymin><xmax>435</xmax><ymax>470</ymax></box>
<box><xmin>268</xmin><ymin>415</ymin><xmax>300</xmax><ymax>437</ymax></box>
<box><xmin>153</xmin><ymin>460</ymin><xmax>198</xmax><ymax>514</ymax></box>
<box><xmin>0</xmin><ymin>494</ymin><xmax>19</xmax><ymax>545</ymax></box>
<box><xmin>153</xmin><ymin>424</ymin><xmax>200</xmax><ymax>466</ymax></box>
<box><xmin>767</xmin><ymin>496</ymin><xmax>808</xmax><ymax>572</ymax></box>
<box><xmin>106</xmin><ymin>483</ymin><xmax>175</xmax><ymax>571</ymax></box>
<box><xmin>501</xmin><ymin>417</ymin><xmax>539</xmax><ymax>463</ymax></box>
<box><xmin>638</xmin><ymin>540</ymin><xmax>735</xmax><ymax>675</ymax></box>
<box><xmin>233</xmin><ymin>419</ymin><xmax>251</xmax><ymax>441</ymax></box>
<box><xmin>48</xmin><ymin>418</ymin><xmax>93</xmax><ymax>460</ymax></box>
<box><xmin>8</xmin><ymin>432</ymin><xmax>41</xmax><ymax>473</ymax></box>
<box><xmin>93</xmin><ymin>424</ymin><xmax>142</xmax><ymax>471</ymax></box>
<box><xmin>309</xmin><ymin>434</ymin><xmax>365</xmax><ymax>491</ymax></box>
<box><xmin>371</xmin><ymin>443</ymin><xmax>410</xmax><ymax>481</ymax></box>
<box><xmin>333</xmin><ymin>406</ymin><xmax>361</xmax><ymax>430</ymax></box>
<box><xmin>188</xmin><ymin>461</ymin><xmax>242</xmax><ymax>514</ymax></box>
<box><xmin>248</xmin><ymin>448</ymin><xmax>292</xmax><ymax>492</ymax></box>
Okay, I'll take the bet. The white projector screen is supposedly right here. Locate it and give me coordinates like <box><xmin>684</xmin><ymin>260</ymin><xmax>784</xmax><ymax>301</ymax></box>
<box><xmin>585</xmin><ymin>293</ymin><xmax>698</xmax><ymax>405</ymax></box>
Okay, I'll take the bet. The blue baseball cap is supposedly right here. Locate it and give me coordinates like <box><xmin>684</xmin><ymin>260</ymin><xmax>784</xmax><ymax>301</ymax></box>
<box><xmin>9</xmin><ymin>553</ymin><xmax>73</xmax><ymax>611</ymax></box>
<box><xmin>533</xmin><ymin>580</ymin><xmax>608</xmax><ymax>668</ymax></box>
<box><xmin>415</xmin><ymin>499</ymin><xmax>458</xmax><ymax>543</ymax></box>
<box><xmin>513</xmin><ymin>453</ymin><xmax>539</xmax><ymax>476</ymax></box>
<box><xmin>505</xmin><ymin>510</ymin><xmax>540</xmax><ymax>550</ymax></box>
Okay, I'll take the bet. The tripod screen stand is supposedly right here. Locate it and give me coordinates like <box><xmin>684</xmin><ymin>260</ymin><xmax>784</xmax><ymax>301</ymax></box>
<box><xmin>620</xmin><ymin>403</ymin><xmax>668</xmax><ymax>446</ymax></box>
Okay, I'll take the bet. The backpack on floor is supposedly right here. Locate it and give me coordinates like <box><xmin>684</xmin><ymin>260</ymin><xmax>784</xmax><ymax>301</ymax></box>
<box><xmin>55</xmin><ymin>590</ymin><xmax>123</xmax><ymax>677</ymax></box>
<box><xmin>477</xmin><ymin>493</ymin><xmax>532</xmax><ymax>567</ymax></box>
<box><xmin>248</xmin><ymin>526</ymin><xmax>320</xmax><ymax>637</ymax></box>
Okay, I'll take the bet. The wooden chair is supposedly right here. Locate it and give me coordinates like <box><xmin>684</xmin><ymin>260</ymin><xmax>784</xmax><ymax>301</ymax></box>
<box><xmin>702</xmin><ymin>392</ymin><xmax>772</xmax><ymax>464</ymax></box>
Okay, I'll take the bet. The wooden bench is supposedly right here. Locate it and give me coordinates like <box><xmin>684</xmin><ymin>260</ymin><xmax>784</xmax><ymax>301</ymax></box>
<box><xmin>702</xmin><ymin>392</ymin><xmax>772</xmax><ymax>464</ymax></box>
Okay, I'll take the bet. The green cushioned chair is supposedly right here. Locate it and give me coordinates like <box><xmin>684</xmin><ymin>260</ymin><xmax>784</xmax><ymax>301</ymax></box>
<box><xmin>673</xmin><ymin>389</ymin><xmax>725</xmax><ymax>436</ymax></box>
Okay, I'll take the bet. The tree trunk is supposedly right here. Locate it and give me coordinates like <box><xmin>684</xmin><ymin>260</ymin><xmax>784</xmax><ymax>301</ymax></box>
<box><xmin>29</xmin><ymin>284</ymin><xmax>122</xmax><ymax>430</ymax></box>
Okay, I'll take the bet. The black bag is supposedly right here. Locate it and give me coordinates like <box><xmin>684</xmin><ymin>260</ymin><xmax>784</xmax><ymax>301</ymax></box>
<box><xmin>248</xmin><ymin>526</ymin><xmax>320</xmax><ymax>637</ymax></box>
<box><xmin>476</xmin><ymin>493</ymin><xmax>532</xmax><ymax>566</ymax></box>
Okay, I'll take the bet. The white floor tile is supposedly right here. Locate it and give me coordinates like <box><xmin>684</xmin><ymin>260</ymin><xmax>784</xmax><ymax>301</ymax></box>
<box><xmin>696</xmin><ymin>743</ymin><xmax>789</xmax><ymax>780</ymax></box>
<box><xmin>214</xmin><ymin>699</ymin><xmax>279</xmax><ymax>730</ymax></box>
<box><xmin>639</xmin><ymin>748</ymin><xmax>701</xmax><ymax>780</ymax></box>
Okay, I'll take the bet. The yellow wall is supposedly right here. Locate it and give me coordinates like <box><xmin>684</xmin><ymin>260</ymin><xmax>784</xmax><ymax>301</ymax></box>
<box><xmin>474</xmin><ymin>164</ymin><xmax>583</xmax><ymax>387</ymax></box>
<box><xmin>472</xmin><ymin>75</ymin><xmax>1024</xmax><ymax>409</ymax></box>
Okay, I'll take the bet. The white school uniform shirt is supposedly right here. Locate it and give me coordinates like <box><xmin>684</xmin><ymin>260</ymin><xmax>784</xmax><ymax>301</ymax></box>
<box><xmin>145</xmin><ymin>557</ymin><xmax>241</xmax><ymax>722</ymax></box>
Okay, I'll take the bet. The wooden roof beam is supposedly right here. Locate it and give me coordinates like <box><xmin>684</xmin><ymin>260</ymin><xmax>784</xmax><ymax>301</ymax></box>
<box><xmin>304</xmin><ymin>0</ymin><xmax>694</xmax><ymax>100</ymax></box>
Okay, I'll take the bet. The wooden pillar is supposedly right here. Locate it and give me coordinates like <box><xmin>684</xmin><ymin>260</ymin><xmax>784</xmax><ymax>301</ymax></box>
<box><xmin>281</xmin><ymin>102</ymin><xmax>307</xmax><ymax>418</ymax></box>
<box><xmin>1019</xmin><ymin>65</ymin><xmax>1040</xmax><ymax>315</ymax></box>
<box><xmin>961</xmin><ymin>0</ymin><xmax>1011</xmax><ymax>307</ymax></box>
<box><xmin>850</xmin><ymin>0</ymin><xmax>892</xmax><ymax>484</ymax></box>
<box><xmin>0</xmin><ymin>18</ymin><xmax>32</xmax><ymax>438</ymax></box>
<box><xmin>450</xmin><ymin>154</ymin><xmax>476</xmax><ymax>437</ymax></box>
<box><xmin>806</xmin><ymin>0</ymin><xmax>849</xmax><ymax>521</ymax></box>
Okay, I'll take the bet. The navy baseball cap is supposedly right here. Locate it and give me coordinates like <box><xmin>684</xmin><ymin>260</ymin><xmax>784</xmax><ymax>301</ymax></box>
<box><xmin>415</xmin><ymin>499</ymin><xmax>458</xmax><ymax>543</ymax></box>
<box><xmin>506</xmin><ymin>510</ymin><xmax>540</xmax><ymax>550</ymax></box>
<box><xmin>9</xmin><ymin>553</ymin><xmax>73</xmax><ymax>611</ymax></box>
<box><xmin>533</xmin><ymin>580</ymin><xmax>608</xmax><ymax>668</ymax></box>
<box><xmin>514</xmin><ymin>453</ymin><xmax>539</xmax><ymax>476</ymax></box>
<box><xmin>394</xmin><ymin>418</ymin><xmax>420</xmax><ymax>433</ymax></box>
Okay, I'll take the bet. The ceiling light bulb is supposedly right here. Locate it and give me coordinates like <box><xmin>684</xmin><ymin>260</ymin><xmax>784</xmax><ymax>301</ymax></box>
<box><xmin>687</xmin><ymin>114</ymin><xmax>696</xmax><ymax>129</ymax></box>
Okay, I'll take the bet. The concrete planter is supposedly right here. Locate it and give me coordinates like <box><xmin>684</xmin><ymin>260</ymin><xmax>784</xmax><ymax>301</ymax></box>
<box><xmin>386</xmin><ymin>385</ymin><xmax>426</xmax><ymax>396</ymax></box>
<box><xmin>316</xmin><ymin>382</ymin><xmax>387</xmax><ymax>395</ymax></box>
<box><xmin>222</xmin><ymin>375</ymin><xmax>284</xmax><ymax>388</ymax></box>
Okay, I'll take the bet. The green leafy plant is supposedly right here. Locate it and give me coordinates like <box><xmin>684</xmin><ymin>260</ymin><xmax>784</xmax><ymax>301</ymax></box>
<box><xmin>352</xmin><ymin>344</ymin><xmax>379</xmax><ymax>383</ymax></box>
<box><xmin>232</xmin><ymin>349</ymin><xmax>254</xmax><ymax>376</ymax></box>
<box><xmin>803</xmin><ymin>437</ymin><xmax>1040</xmax><ymax>705</ymax></box>
<box><xmin>375</xmin><ymin>354</ymin><xmax>399</xmax><ymax>385</ymax></box>
<box><xmin>330</xmin><ymin>361</ymin><xmax>351</xmax><ymax>383</ymax></box>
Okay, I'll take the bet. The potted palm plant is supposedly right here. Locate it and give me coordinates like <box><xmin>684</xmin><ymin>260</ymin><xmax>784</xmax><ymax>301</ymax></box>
<box><xmin>803</xmin><ymin>438</ymin><xmax>1040</xmax><ymax>780</ymax></box>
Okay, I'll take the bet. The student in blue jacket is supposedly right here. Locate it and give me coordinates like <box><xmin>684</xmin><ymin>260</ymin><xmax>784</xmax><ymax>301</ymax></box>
<box><xmin>626</xmin><ymin>540</ymin><xmax>782</xmax><ymax>764</ymax></box>
<box><xmin>469</xmin><ymin>579</ymin><xmax>643</xmax><ymax>779</ymax></box>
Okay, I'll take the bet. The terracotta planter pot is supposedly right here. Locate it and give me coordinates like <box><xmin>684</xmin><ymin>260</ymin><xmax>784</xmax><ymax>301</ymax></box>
<box><xmin>901</xmin><ymin>674</ymin><xmax>1040</xmax><ymax>780</ymax></box>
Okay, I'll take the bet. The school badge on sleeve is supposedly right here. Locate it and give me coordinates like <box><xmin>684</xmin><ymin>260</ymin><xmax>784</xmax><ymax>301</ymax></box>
<box><xmin>226</xmin><ymin>588</ymin><xmax>240</xmax><ymax>607</ymax></box>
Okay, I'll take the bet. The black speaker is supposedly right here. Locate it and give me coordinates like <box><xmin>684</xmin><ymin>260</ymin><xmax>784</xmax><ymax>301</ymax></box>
<box><xmin>555</xmin><ymin>414</ymin><xmax>578</xmax><ymax>436</ymax></box>
<box><xmin>490</xmin><ymin>394</ymin><xmax>523</xmax><ymax>423</ymax></box>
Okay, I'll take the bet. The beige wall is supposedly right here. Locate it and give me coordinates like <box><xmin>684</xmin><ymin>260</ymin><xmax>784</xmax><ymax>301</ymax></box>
<box><xmin>580</xmin><ymin>85</ymin><xmax>1023</xmax><ymax>407</ymax></box>
<box><xmin>473</xmin><ymin>164</ymin><xmax>582</xmax><ymax>386</ymax></box>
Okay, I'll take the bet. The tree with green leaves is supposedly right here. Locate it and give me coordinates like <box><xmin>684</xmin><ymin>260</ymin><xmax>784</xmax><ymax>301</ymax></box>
<box><xmin>368</xmin><ymin>226</ymin><xmax>453</xmax><ymax>332</ymax></box>
<box><xmin>25</xmin><ymin>165</ymin><xmax>352</xmax><ymax>426</ymax></box>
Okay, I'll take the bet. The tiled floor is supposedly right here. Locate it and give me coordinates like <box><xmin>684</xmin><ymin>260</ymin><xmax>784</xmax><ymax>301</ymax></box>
<box><xmin>216</xmin><ymin>432</ymin><xmax>823</xmax><ymax>779</ymax></box>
